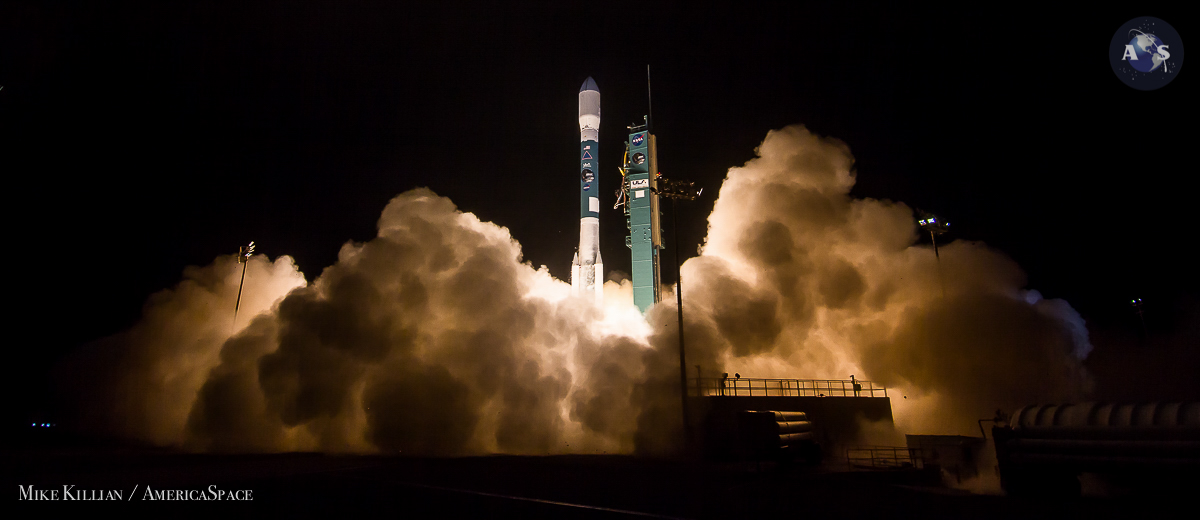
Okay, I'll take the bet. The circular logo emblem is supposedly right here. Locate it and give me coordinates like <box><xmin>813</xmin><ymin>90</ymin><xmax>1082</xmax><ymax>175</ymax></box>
<box><xmin>581</xmin><ymin>168</ymin><xmax>595</xmax><ymax>182</ymax></box>
<box><xmin>583</xmin><ymin>183</ymin><xmax>591</xmax><ymax>191</ymax></box>
<box><xmin>1111</xmin><ymin>17</ymin><xmax>1184</xmax><ymax>91</ymax></box>
<box><xmin>632</xmin><ymin>152</ymin><xmax>645</xmax><ymax>165</ymax></box>
<box><xmin>631</xmin><ymin>133</ymin><xmax>645</xmax><ymax>146</ymax></box>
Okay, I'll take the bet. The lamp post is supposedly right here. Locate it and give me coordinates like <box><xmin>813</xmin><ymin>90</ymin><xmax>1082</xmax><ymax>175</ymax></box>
<box><xmin>917</xmin><ymin>213</ymin><xmax>950</xmax><ymax>259</ymax></box>
<box><xmin>654</xmin><ymin>176</ymin><xmax>702</xmax><ymax>446</ymax></box>
<box><xmin>234</xmin><ymin>241</ymin><xmax>255</xmax><ymax>326</ymax></box>
<box><xmin>1131</xmin><ymin>298</ymin><xmax>1147</xmax><ymax>339</ymax></box>
<box><xmin>918</xmin><ymin>212</ymin><xmax>950</xmax><ymax>298</ymax></box>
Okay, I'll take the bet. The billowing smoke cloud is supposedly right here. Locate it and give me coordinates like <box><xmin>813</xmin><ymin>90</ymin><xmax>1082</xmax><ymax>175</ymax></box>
<box><xmin>183</xmin><ymin>191</ymin><xmax>657</xmax><ymax>454</ymax></box>
<box><xmin>59</xmin><ymin>254</ymin><xmax>306</xmax><ymax>445</ymax></box>
<box><xmin>658</xmin><ymin>125</ymin><xmax>1091</xmax><ymax>435</ymax></box>
<box><xmin>63</xmin><ymin>124</ymin><xmax>1092</xmax><ymax>453</ymax></box>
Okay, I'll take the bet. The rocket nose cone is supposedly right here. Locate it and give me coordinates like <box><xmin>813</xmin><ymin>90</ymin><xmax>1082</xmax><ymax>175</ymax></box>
<box><xmin>580</xmin><ymin>76</ymin><xmax>598</xmax><ymax>93</ymax></box>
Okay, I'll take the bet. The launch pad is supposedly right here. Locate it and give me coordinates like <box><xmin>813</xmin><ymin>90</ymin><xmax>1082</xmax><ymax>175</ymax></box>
<box><xmin>689</xmin><ymin>377</ymin><xmax>895</xmax><ymax>459</ymax></box>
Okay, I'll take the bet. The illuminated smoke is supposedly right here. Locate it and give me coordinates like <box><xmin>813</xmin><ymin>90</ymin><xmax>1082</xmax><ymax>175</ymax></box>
<box><xmin>64</xmin><ymin>125</ymin><xmax>1093</xmax><ymax>453</ymax></box>
<box><xmin>59</xmin><ymin>254</ymin><xmax>306</xmax><ymax>445</ymax></box>
<box><xmin>184</xmin><ymin>190</ymin><xmax>660</xmax><ymax>453</ymax></box>
<box><xmin>654</xmin><ymin>125</ymin><xmax>1091</xmax><ymax>435</ymax></box>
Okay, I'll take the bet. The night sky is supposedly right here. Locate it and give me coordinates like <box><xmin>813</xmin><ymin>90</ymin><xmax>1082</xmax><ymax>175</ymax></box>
<box><xmin>3</xmin><ymin>3</ymin><xmax>1194</xmax><ymax>422</ymax></box>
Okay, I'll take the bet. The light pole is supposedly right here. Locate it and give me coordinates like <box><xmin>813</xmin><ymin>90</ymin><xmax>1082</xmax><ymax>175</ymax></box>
<box><xmin>654</xmin><ymin>176</ymin><xmax>702</xmax><ymax>445</ymax></box>
<box><xmin>1131</xmin><ymin>298</ymin><xmax>1147</xmax><ymax>339</ymax></box>
<box><xmin>917</xmin><ymin>213</ymin><xmax>950</xmax><ymax>259</ymax></box>
<box><xmin>234</xmin><ymin>241</ymin><xmax>255</xmax><ymax>326</ymax></box>
<box><xmin>918</xmin><ymin>212</ymin><xmax>950</xmax><ymax>297</ymax></box>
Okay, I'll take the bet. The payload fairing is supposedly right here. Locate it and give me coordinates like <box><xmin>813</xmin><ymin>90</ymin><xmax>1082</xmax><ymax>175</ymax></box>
<box><xmin>571</xmin><ymin>77</ymin><xmax>603</xmax><ymax>303</ymax></box>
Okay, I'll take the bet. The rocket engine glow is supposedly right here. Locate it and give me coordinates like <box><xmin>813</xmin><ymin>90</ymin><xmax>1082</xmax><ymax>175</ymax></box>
<box><xmin>571</xmin><ymin>77</ymin><xmax>604</xmax><ymax>304</ymax></box>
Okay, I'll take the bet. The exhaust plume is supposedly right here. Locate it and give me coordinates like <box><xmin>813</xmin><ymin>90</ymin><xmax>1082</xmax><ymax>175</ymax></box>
<box><xmin>63</xmin><ymin>125</ymin><xmax>1092</xmax><ymax>453</ymax></box>
<box><xmin>59</xmin><ymin>254</ymin><xmax>306</xmax><ymax>445</ymax></box>
<box><xmin>657</xmin><ymin>125</ymin><xmax>1091</xmax><ymax>435</ymax></box>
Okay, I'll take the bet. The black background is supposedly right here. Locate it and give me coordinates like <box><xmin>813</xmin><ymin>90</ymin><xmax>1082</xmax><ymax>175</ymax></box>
<box><xmin>2</xmin><ymin>3</ymin><xmax>1194</xmax><ymax>421</ymax></box>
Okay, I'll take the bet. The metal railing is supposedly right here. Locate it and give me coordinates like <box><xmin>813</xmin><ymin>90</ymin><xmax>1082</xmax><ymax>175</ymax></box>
<box><xmin>691</xmin><ymin>377</ymin><xmax>887</xmax><ymax>398</ymax></box>
<box><xmin>846</xmin><ymin>446</ymin><xmax>924</xmax><ymax>470</ymax></box>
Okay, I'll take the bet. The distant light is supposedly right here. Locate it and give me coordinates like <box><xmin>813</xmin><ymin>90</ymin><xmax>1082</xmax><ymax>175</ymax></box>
<box><xmin>918</xmin><ymin>220</ymin><xmax>926</xmax><ymax>225</ymax></box>
<box><xmin>929</xmin><ymin>218</ymin><xmax>936</xmax><ymax>223</ymax></box>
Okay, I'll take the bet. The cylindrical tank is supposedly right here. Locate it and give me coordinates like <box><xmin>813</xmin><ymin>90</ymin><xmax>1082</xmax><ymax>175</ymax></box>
<box><xmin>996</xmin><ymin>402</ymin><xmax>1200</xmax><ymax>497</ymax></box>
<box><xmin>1012</xmin><ymin>402</ymin><xmax>1200</xmax><ymax>428</ymax></box>
<box><xmin>772</xmin><ymin>421</ymin><xmax>814</xmax><ymax>434</ymax></box>
<box><xmin>737</xmin><ymin>410</ymin><xmax>821</xmax><ymax>462</ymax></box>
<box><xmin>771</xmin><ymin>411</ymin><xmax>808</xmax><ymax>422</ymax></box>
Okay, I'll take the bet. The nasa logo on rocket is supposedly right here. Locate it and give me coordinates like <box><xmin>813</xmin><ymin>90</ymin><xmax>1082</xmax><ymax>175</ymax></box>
<box><xmin>571</xmin><ymin>76</ymin><xmax>604</xmax><ymax>303</ymax></box>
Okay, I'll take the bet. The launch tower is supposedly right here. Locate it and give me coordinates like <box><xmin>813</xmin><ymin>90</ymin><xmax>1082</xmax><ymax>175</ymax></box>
<box><xmin>618</xmin><ymin>116</ymin><xmax>663</xmax><ymax>313</ymax></box>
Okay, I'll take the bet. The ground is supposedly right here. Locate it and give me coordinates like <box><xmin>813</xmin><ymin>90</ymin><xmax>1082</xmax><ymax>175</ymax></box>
<box><xmin>4</xmin><ymin>437</ymin><xmax>1188</xmax><ymax>518</ymax></box>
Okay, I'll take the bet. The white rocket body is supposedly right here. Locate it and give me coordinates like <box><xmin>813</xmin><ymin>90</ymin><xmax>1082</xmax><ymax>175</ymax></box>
<box><xmin>572</xmin><ymin>78</ymin><xmax>603</xmax><ymax>304</ymax></box>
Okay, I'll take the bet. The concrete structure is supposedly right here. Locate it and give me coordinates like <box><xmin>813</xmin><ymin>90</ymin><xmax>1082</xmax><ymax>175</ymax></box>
<box><xmin>689</xmin><ymin>377</ymin><xmax>894</xmax><ymax>459</ymax></box>
<box><xmin>906</xmin><ymin>434</ymin><xmax>988</xmax><ymax>483</ymax></box>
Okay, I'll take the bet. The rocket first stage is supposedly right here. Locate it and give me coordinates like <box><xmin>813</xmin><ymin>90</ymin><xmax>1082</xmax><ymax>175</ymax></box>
<box><xmin>571</xmin><ymin>77</ymin><xmax>603</xmax><ymax>303</ymax></box>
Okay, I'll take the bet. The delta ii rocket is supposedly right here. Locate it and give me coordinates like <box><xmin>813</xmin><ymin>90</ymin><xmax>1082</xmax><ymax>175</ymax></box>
<box><xmin>571</xmin><ymin>77</ymin><xmax>603</xmax><ymax>303</ymax></box>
